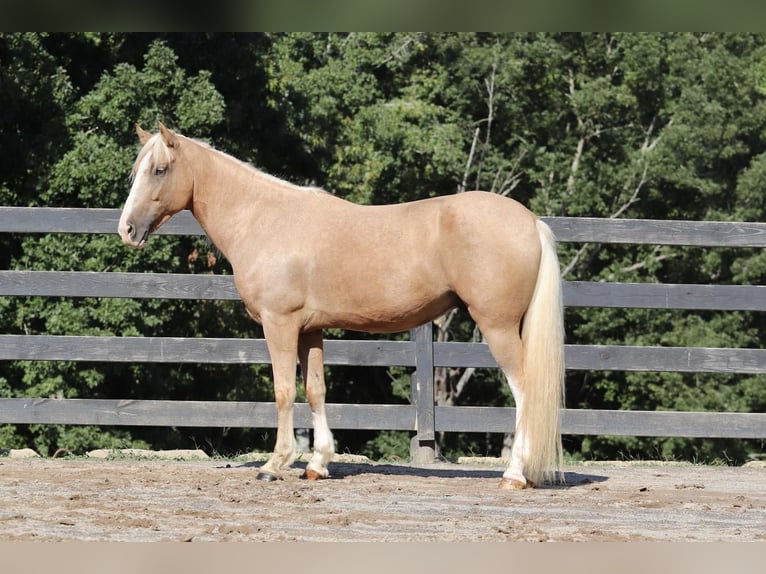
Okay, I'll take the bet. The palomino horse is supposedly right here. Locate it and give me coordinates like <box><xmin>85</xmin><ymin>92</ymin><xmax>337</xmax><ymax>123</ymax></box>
<box><xmin>118</xmin><ymin>122</ymin><xmax>565</xmax><ymax>489</ymax></box>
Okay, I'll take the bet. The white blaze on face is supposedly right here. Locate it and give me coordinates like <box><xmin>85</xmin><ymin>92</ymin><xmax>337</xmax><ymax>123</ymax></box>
<box><xmin>118</xmin><ymin>151</ymin><xmax>153</xmax><ymax>246</ymax></box>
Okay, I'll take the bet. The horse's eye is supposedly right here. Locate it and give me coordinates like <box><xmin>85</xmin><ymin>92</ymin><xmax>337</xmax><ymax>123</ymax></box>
<box><xmin>154</xmin><ymin>166</ymin><xmax>167</xmax><ymax>176</ymax></box>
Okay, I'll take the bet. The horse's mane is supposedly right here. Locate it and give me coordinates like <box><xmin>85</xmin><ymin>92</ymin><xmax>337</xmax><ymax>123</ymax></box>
<box><xmin>133</xmin><ymin>132</ymin><xmax>327</xmax><ymax>196</ymax></box>
<box><xmin>186</xmin><ymin>135</ymin><xmax>328</xmax><ymax>195</ymax></box>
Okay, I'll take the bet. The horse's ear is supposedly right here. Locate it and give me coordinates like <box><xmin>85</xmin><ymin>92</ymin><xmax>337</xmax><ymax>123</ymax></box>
<box><xmin>136</xmin><ymin>124</ymin><xmax>152</xmax><ymax>144</ymax></box>
<box><xmin>157</xmin><ymin>121</ymin><xmax>177</xmax><ymax>148</ymax></box>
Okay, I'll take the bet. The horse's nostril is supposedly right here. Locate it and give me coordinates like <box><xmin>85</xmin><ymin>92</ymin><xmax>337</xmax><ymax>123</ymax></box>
<box><xmin>126</xmin><ymin>222</ymin><xmax>135</xmax><ymax>240</ymax></box>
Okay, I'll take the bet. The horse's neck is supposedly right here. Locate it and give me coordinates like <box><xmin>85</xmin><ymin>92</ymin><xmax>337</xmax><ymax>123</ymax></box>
<box><xmin>185</xmin><ymin>140</ymin><xmax>296</xmax><ymax>266</ymax></box>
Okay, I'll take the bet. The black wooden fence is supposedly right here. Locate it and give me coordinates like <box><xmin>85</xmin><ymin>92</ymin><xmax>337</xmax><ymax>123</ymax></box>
<box><xmin>1</xmin><ymin>207</ymin><xmax>765</xmax><ymax>460</ymax></box>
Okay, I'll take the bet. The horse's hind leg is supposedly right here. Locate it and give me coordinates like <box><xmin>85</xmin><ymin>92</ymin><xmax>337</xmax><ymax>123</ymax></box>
<box><xmin>479</xmin><ymin>325</ymin><xmax>533</xmax><ymax>489</ymax></box>
<box><xmin>502</xmin><ymin>373</ymin><xmax>533</xmax><ymax>489</ymax></box>
<box><xmin>298</xmin><ymin>330</ymin><xmax>334</xmax><ymax>479</ymax></box>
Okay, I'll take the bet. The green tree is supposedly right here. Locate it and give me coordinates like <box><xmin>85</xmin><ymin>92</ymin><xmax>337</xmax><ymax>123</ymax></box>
<box><xmin>547</xmin><ymin>33</ymin><xmax>766</xmax><ymax>462</ymax></box>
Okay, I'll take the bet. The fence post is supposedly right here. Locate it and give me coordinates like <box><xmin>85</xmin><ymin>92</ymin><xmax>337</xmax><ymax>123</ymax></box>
<box><xmin>410</xmin><ymin>322</ymin><xmax>436</xmax><ymax>464</ymax></box>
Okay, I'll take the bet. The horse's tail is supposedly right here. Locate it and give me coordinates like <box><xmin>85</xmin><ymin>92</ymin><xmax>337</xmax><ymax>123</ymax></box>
<box><xmin>518</xmin><ymin>218</ymin><xmax>565</xmax><ymax>485</ymax></box>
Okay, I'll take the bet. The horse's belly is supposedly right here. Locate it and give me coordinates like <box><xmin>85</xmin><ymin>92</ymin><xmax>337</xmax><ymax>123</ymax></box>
<box><xmin>309</xmin><ymin>288</ymin><xmax>460</xmax><ymax>334</ymax></box>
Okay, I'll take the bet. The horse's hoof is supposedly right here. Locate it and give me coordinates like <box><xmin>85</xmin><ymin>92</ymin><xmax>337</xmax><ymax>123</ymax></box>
<box><xmin>499</xmin><ymin>477</ymin><xmax>535</xmax><ymax>490</ymax></box>
<box><xmin>256</xmin><ymin>471</ymin><xmax>281</xmax><ymax>482</ymax></box>
<box><xmin>301</xmin><ymin>468</ymin><xmax>327</xmax><ymax>481</ymax></box>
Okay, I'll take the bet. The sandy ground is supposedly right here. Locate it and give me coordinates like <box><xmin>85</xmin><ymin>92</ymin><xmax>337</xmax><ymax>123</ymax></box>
<box><xmin>0</xmin><ymin>455</ymin><xmax>764</xmax><ymax>542</ymax></box>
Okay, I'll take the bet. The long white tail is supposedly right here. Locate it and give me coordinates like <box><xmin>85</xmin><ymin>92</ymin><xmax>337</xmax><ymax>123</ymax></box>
<box><xmin>518</xmin><ymin>219</ymin><xmax>565</xmax><ymax>484</ymax></box>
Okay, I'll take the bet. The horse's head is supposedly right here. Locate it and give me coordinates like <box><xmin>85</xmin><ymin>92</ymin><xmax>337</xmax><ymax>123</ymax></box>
<box><xmin>118</xmin><ymin>122</ymin><xmax>194</xmax><ymax>248</ymax></box>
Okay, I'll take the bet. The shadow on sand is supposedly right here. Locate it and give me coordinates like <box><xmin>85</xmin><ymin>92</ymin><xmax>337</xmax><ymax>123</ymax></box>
<box><xmin>233</xmin><ymin>459</ymin><xmax>607</xmax><ymax>489</ymax></box>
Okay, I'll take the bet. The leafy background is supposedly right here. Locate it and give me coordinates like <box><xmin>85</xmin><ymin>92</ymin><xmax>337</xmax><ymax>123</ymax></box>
<box><xmin>1</xmin><ymin>33</ymin><xmax>764</xmax><ymax>463</ymax></box>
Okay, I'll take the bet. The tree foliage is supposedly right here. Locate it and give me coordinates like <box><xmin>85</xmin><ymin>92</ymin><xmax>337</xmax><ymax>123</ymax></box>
<box><xmin>0</xmin><ymin>33</ymin><xmax>764</xmax><ymax>462</ymax></box>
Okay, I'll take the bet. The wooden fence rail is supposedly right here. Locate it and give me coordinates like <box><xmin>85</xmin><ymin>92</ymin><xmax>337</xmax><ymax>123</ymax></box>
<box><xmin>1</xmin><ymin>207</ymin><xmax>765</xmax><ymax>458</ymax></box>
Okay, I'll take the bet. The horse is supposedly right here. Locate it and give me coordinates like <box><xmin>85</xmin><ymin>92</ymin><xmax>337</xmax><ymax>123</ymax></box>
<box><xmin>118</xmin><ymin>122</ymin><xmax>565</xmax><ymax>489</ymax></box>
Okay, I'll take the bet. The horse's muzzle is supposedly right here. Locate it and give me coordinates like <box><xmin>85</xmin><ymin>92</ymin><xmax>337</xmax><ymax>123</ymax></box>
<box><xmin>118</xmin><ymin>220</ymin><xmax>148</xmax><ymax>248</ymax></box>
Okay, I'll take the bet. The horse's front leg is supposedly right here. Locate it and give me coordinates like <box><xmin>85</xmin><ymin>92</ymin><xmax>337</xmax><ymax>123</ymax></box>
<box><xmin>298</xmin><ymin>330</ymin><xmax>334</xmax><ymax>479</ymax></box>
<box><xmin>257</xmin><ymin>321</ymin><xmax>300</xmax><ymax>482</ymax></box>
